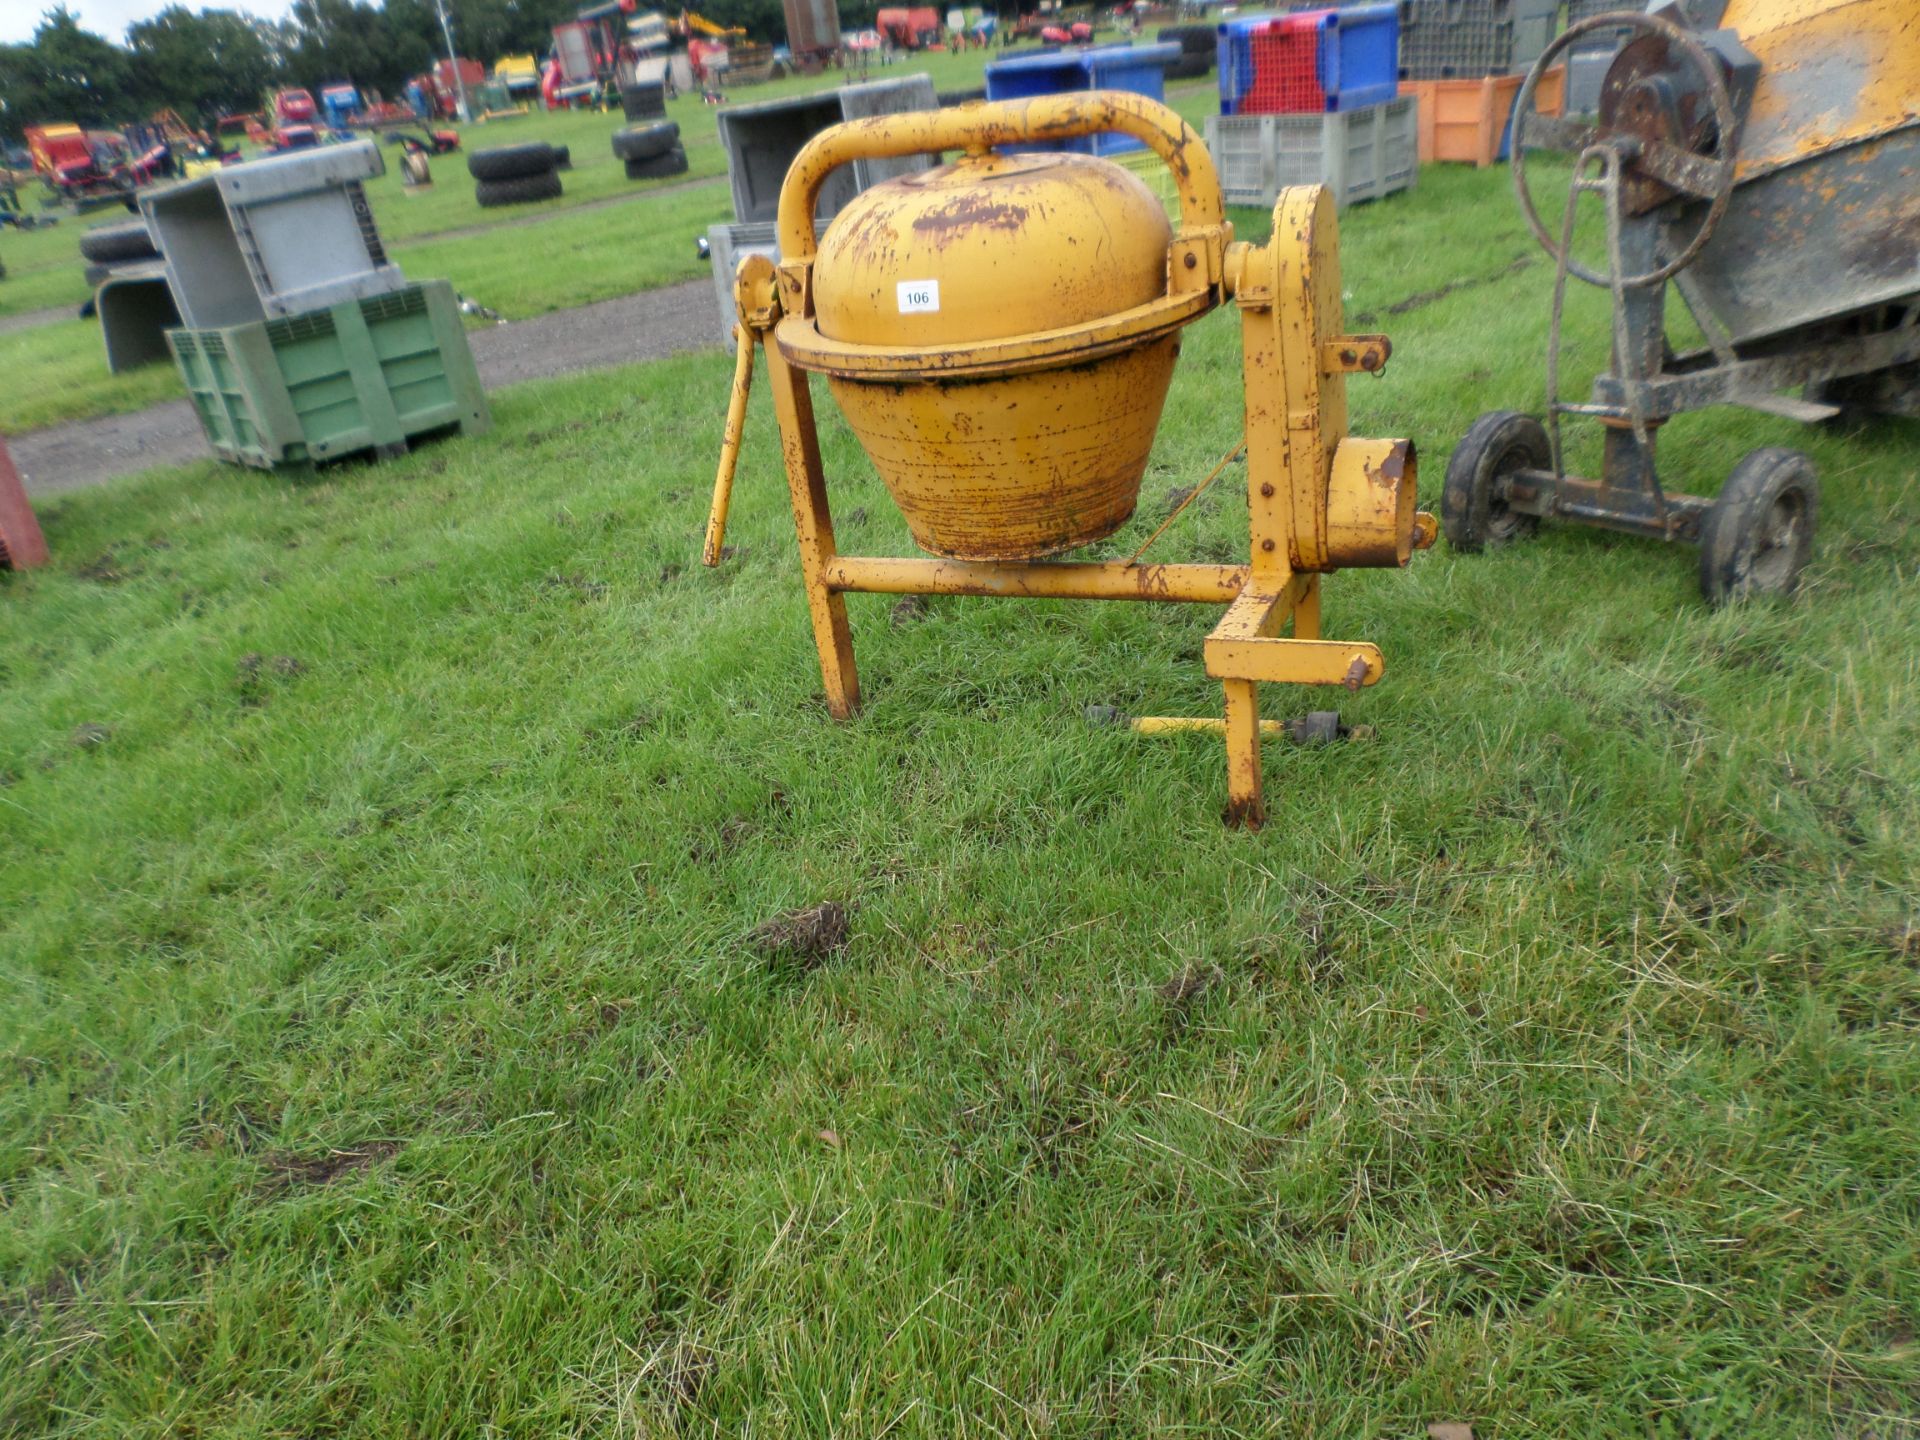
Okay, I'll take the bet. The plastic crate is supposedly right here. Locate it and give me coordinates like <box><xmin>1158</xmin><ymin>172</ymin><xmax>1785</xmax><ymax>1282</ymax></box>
<box><xmin>1564</xmin><ymin>0</ymin><xmax>1637</xmax><ymax>52</ymax></box>
<box><xmin>1395</xmin><ymin>0</ymin><xmax>1554</xmax><ymax>79</ymax></box>
<box><xmin>140</xmin><ymin>141</ymin><xmax>404</xmax><ymax>328</ymax></box>
<box><xmin>1111</xmin><ymin>147</ymin><xmax>1182</xmax><ymax>219</ymax></box>
<box><xmin>984</xmin><ymin>43</ymin><xmax>1181</xmax><ymax>154</ymax></box>
<box><xmin>1401</xmin><ymin>64</ymin><xmax>1560</xmax><ymax>166</ymax></box>
<box><xmin>1565</xmin><ymin>49</ymin><xmax>1612</xmax><ymax>115</ymax></box>
<box><xmin>167</xmin><ymin>279</ymin><xmax>490</xmax><ymax>469</ymax></box>
<box><xmin>717</xmin><ymin>74</ymin><xmax>938</xmax><ymax>224</ymax></box>
<box><xmin>1219</xmin><ymin>5</ymin><xmax>1398</xmax><ymax>114</ymax></box>
<box><xmin>1204</xmin><ymin>95</ymin><xmax>1418</xmax><ymax>208</ymax></box>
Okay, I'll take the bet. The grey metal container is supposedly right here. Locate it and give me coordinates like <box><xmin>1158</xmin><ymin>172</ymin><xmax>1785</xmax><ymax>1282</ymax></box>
<box><xmin>1206</xmin><ymin>97</ymin><xmax>1419</xmax><ymax>209</ymax></box>
<box><xmin>140</xmin><ymin>141</ymin><xmax>404</xmax><ymax>328</ymax></box>
<box><xmin>716</xmin><ymin>74</ymin><xmax>939</xmax><ymax>224</ymax></box>
<box><xmin>783</xmin><ymin>0</ymin><xmax>842</xmax><ymax>57</ymax></box>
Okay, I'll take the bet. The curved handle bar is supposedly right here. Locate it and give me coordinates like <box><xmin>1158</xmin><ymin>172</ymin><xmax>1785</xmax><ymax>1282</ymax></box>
<box><xmin>775</xmin><ymin>91</ymin><xmax>1225</xmax><ymax>262</ymax></box>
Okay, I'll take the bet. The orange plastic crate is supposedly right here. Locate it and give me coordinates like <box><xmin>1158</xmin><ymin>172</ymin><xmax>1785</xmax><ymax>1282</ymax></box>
<box><xmin>1401</xmin><ymin>65</ymin><xmax>1563</xmax><ymax>167</ymax></box>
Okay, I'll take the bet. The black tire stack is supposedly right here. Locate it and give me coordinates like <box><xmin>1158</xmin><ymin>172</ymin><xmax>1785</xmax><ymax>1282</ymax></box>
<box><xmin>1157</xmin><ymin>25</ymin><xmax>1216</xmax><ymax>79</ymax></box>
<box><xmin>78</xmin><ymin>219</ymin><xmax>162</xmax><ymax>299</ymax></box>
<box><xmin>469</xmin><ymin>142</ymin><xmax>563</xmax><ymax>207</ymax></box>
<box><xmin>611</xmin><ymin>120</ymin><xmax>686</xmax><ymax>181</ymax></box>
<box><xmin>621</xmin><ymin>81</ymin><xmax>668</xmax><ymax>120</ymax></box>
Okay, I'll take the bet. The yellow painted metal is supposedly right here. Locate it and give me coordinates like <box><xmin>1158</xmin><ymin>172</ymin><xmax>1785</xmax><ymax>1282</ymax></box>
<box><xmin>822</xmin><ymin>556</ymin><xmax>1249</xmax><ymax>603</ymax></box>
<box><xmin>769</xmin><ymin>100</ymin><xmax>1221</xmax><ymax>562</ymax></box>
<box><xmin>704</xmin><ymin>325</ymin><xmax>755</xmax><ymax>568</ymax></box>
<box><xmin>773</xmin><ymin>93</ymin><xmax>1228</xmax><ymax>287</ymax></box>
<box><xmin>829</xmin><ymin>337</ymin><xmax>1181</xmax><ymax>560</ymax></box>
<box><xmin>813</xmin><ymin>153</ymin><xmax>1171</xmax><ymax>347</ymax></box>
<box><xmin>1324</xmin><ymin>437</ymin><xmax>1419</xmax><ymax>568</ymax></box>
<box><xmin>710</xmin><ymin>94</ymin><xmax>1424</xmax><ymax>828</ymax></box>
<box><xmin>1720</xmin><ymin>0</ymin><xmax>1919</xmax><ymax>179</ymax></box>
<box><xmin>1132</xmin><ymin>715</ymin><xmax>1290</xmax><ymax>736</ymax></box>
<box><xmin>704</xmin><ymin>256</ymin><xmax>781</xmax><ymax>568</ymax></box>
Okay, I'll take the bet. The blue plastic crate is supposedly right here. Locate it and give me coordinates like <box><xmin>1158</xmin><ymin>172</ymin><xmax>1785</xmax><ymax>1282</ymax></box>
<box><xmin>984</xmin><ymin>42</ymin><xmax>1181</xmax><ymax>154</ymax></box>
<box><xmin>1219</xmin><ymin>4</ymin><xmax>1398</xmax><ymax>114</ymax></box>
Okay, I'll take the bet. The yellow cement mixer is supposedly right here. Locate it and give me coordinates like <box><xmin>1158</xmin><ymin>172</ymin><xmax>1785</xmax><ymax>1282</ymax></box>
<box><xmin>705</xmin><ymin>94</ymin><xmax>1433</xmax><ymax>827</ymax></box>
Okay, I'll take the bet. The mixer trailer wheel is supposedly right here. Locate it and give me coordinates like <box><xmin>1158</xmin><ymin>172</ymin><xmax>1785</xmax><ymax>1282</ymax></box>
<box><xmin>1510</xmin><ymin>11</ymin><xmax>1740</xmax><ymax>289</ymax></box>
<box><xmin>1698</xmin><ymin>448</ymin><xmax>1817</xmax><ymax>605</ymax></box>
<box><xmin>1442</xmin><ymin>411</ymin><xmax>1548</xmax><ymax>552</ymax></box>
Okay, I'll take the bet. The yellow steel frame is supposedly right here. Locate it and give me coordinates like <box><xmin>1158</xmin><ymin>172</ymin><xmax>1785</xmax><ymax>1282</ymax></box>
<box><xmin>706</xmin><ymin>95</ymin><xmax>1432</xmax><ymax>828</ymax></box>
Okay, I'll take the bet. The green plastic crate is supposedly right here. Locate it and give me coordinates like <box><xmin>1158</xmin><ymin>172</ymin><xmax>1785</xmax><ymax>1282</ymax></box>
<box><xmin>167</xmin><ymin>279</ymin><xmax>490</xmax><ymax>469</ymax></box>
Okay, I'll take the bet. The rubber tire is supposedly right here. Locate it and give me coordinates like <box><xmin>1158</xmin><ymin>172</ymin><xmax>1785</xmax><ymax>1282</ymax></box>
<box><xmin>611</xmin><ymin>120</ymin><xmax>679</xmax><ymax>162</ymax></box>
<box><xmin>467</xmin><ymin>142</ymin><xmax>556</xmax><ymax>181</ymax></box>
<box><xmin>621</xmin><ymin>82</ymin><xmax>667</xmax><ymax>120</ymax></box>
<box><xmin>79</xmin><ymin>220</ymin><xmax>158</xmax><ymax>263</ymax></box>
<box><xmin>474</xmin><ymin>169</ymin><xmax>563</xmax><ymax>207</ymax></box>
<box><xmin>625</xmin><ymin>145</ymin><xmax>688</xmax><ymax>180</ymax></box>
<box><xmin>552</xmin><ymin>143</ymin><xmax>571</xmax><ymax>170</ymax></box>
<box><xmin>1159</xmin><ymin>23</ymin><xmax>1215</xmax><ymax>54</ymax></box>
<box><xmin>83</xmin><ymin>262</ymin><xmax>116</xmax><ymax>287</ymax></box>
<box><xmin>1442</xmin><ymin>410</ymin><xmax>1548</xmax><ymax>552</ymax></box>
<box><xmin>1698</xmin><ymin>447</ymin><xmax>1818</xmax><ymax>605</ymax></box>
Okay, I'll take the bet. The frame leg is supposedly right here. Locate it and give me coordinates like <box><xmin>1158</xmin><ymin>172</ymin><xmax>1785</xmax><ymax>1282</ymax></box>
<box><xmin>1293</xmin><ymin>575</ymin><xmax>1321</xmax><ymax>640</ymax></box>
<box><xmin>765</xmin><ymin>344</ymin><xmax>860</xmax><ymax>720</ymax></box>
<box><xmin>1221</xmin><ymin>678</ymin><xmax>1265</xmax><ymax>830</ymax></box>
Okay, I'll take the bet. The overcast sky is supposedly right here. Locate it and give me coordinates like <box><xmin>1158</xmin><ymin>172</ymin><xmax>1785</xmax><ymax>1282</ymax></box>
<box><xmin>1</xmin><ymin>0</ymin><xmax>301</xmax><ymax>46</ymax></box>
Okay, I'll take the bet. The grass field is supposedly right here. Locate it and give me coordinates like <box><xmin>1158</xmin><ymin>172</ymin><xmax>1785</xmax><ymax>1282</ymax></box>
<box><xmin>4</xmin><ymin>96</ymin><xmax>1920</xmax><ymax>1436</ymax></box>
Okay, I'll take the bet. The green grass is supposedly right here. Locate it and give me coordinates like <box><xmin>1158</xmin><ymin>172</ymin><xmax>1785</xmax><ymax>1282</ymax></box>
<box><xmin>0</xmin><ymin>216</ymin><xmax>99</xmax><ymax>318</ymax></box>
<box><xmin>390</xmin><ymin>175</ymin><xmax>730</xmax><ymax>320</ymax></box>
<box><xmin>4</xmin><ymin>151</ymin><xmax>1919</xmax><ymax>1435</ymax></box>
<box><xmin>0</xmin><ymin>318</ymin><xmax>193</xmax><ymax>434</ymax></box>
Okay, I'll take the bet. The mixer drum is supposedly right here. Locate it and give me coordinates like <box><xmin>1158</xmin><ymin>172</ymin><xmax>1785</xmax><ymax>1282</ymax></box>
<box><xmin>1654</xmin><ymin>0</ymin><xmax>1920</xmax><ymax>346</ymax></box>
<box><xmin>807</xmin><ymin>151</ymin><xmax>1177</xmax><ymax>561</ymax></box>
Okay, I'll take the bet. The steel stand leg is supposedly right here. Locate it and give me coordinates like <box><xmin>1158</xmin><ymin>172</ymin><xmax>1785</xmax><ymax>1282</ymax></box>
<box><xmin>1293</xmin><ymin>575</ymin><xmax>1321</xmax><ymax>639</ymax></box>
<box><xmin>1222</xmin><ymin>678</ymin><xmax>1265</xmax><ymax>830</ymax></box>
<box><xmin>766</xmin><ymin>343</ymin><xmax>860</xmax><ymax>719</ymax></box>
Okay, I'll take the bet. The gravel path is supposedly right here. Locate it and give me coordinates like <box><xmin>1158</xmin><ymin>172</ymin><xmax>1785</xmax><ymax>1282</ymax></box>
<box><xmin>0</xmin><ymin>305</ymin><xmax>77</xmax><ymax>337</ymax></box>
<box><xmin>11</xmin><ymin>278</ymin><xmax>721</xmax><ymax>497</ymax></box>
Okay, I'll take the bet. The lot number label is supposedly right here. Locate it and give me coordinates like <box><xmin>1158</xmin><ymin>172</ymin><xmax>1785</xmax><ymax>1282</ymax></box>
<box><xmin>896</xmin><ymin>280</ymin><xmax>941</xmax><ymax>314</ymax></box>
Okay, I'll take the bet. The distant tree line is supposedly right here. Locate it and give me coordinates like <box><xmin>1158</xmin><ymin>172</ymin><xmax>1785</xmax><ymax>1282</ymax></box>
<box><xmin>0</xmin><ymin>0</ymin><xmax>910</xmax><ymax>141</ymax></box>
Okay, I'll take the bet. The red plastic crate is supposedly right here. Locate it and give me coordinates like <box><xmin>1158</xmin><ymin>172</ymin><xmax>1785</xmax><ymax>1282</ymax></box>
<box><xmin>1243</xmin><ymin>11</ymin><xmax>1331</xmax><ymax>114</ymax></box>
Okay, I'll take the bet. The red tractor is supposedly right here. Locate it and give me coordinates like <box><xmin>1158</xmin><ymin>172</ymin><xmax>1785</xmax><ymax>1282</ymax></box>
<box><xmin>273</xmin><ymin>88</ymin><xmax>319</xmax><ymax>124</ymax></box>
<box><xmin>47</xmin><ymin>133</ymin><xmax>169</xmax><ymax>209</ymax></box>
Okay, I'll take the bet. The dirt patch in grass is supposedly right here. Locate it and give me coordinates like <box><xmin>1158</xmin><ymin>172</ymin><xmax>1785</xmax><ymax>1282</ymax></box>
<box><xmin>1351</xmin><ymin>254</ymin><xmax>1534</xmax><ymax>326</ymax></box>
<box><xmin>260</xmin><ymin>1141</ymin><xmax>401</xmax><ymax>1195</ymax></box>
<box><xmin>752</xmin><ymin>901</ymin><xmax>850</xmax><ymax>967</ymax></box>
